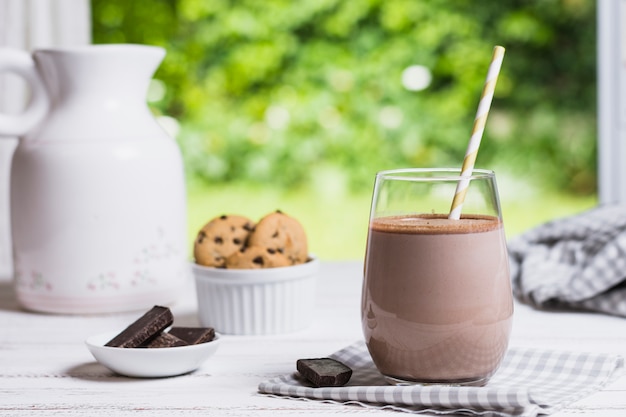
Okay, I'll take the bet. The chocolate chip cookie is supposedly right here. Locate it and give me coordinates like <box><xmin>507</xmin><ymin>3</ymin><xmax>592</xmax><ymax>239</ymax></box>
<box><xmin>248</xmin><ymin>210</ymin><xmax>308</xmax><ymax>265</ymax></box>
<box><xmin>225</xmin><ymin>245</ymin><xmax>291</xmax><ymax>269</ymax></box>
<box><xmin>193</xmin><ymin>215</ymin><xmax>255</xmax><ymax>267</ymax></box>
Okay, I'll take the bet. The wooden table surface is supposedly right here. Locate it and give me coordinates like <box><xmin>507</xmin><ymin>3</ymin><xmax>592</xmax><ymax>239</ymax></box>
<box><xmin>1</xmin><ymin>260</ymin><xmax>625</xmax><ymax>416</ymax></box>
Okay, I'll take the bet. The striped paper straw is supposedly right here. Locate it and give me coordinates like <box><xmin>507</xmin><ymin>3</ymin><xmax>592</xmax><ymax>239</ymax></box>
<box><xmin>449</xmin><ymin>45</ymin><xmax>505</xmax><ymax>220</ymax></box>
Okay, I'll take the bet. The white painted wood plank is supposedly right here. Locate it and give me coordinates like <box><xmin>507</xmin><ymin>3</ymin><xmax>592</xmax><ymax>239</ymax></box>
<box><xmin>0</xmin><ymin>260</ymin><xmax>624</xmax><ymax>417</ymax></box>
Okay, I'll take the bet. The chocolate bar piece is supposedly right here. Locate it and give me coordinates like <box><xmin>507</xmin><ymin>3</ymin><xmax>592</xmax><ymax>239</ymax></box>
<box><xmin>105</xmin><ymin>306</ymin><xmax>174</xmax><ymax>348</ymax></box>
<box><xmin>168</xmin><ymin>327</ymin><xmax>215</xmax><ymax>345</ymax></box>
<box><xmin>296</xmin><ymin>358</ymin><xmax>353</xmax><ymax>387</ymax></box>
<box><xmin>141</xmin><ymin>332</ymin><xmax>188</xmax><ymax>348</ymax></box>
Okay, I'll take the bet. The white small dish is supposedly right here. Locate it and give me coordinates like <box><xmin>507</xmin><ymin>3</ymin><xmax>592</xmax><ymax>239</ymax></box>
<box><xmin>192</xmin><ymin>256</ymin><xmax>319</xmax><ymax>335</ymax></box>
<box><xmin>85</xmin><ymin>331</ymin><xmax>221</xmax><ymax>378</ymax></box>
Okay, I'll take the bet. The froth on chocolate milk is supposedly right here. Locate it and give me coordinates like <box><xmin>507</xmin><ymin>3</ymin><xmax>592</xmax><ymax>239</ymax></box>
<box><xmin>362</xmin><ymin>214</ymin><xmax>513</xmax><ymax>385</ymax></box>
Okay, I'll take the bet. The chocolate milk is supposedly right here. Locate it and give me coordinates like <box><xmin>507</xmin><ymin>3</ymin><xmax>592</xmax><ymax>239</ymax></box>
<box><xmin>362</xmin><ymin>214</ymin><xmax>513</xmax><ymax>385</ymax></box>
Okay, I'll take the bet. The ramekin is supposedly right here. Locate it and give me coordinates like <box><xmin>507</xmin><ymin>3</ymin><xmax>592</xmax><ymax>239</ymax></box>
<box><xmin>192</xmin><ymin>257</ymin><xmax>319</xmax><ymax>335</ymax></box>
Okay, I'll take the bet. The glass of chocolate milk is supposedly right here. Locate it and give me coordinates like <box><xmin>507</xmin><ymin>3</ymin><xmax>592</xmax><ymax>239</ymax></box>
<box><xmin>362</xmin><ymin>168</ymin><xmax>513</xmax><ymax>386</ymax></box>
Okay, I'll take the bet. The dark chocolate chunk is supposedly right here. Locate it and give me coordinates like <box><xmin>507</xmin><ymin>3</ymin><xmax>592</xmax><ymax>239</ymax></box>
<box><xmin>296</xmin><ymin>358</ymin><xmax>352</xmax><ymax>387</ymax></box>
<box><xmin>105</xmin><ymin>306</ymin><xmax>174</xmax><ymax>348</ymax></box>
<box><xmin>168</xmin><ymin>327</ymin><xmax>215</xmax><ymax>345</ymax></box>
<box><xmin>141</xmin><ymin>332</ymin><xmax>188</xmax><ymax>348</ymax></box>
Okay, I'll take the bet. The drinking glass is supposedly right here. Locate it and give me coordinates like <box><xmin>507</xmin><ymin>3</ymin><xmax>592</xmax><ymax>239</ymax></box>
<box><xmin>361</xmin><ymin>168</ymin><xmax>513</xmax><ymax>386</ymax></box>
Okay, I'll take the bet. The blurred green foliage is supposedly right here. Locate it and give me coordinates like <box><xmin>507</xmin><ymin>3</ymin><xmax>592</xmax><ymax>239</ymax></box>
<box><xmin>92</xmin><ymin>0</ymin><xmax>597</xmax><ymax>195</ymax></box>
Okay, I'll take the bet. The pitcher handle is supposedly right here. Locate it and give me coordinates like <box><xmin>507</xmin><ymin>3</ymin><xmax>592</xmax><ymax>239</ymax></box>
<box><xmin>0</xmin><ymin>48</ymin><xmax>49</xmax><ymax>137</ymax></box>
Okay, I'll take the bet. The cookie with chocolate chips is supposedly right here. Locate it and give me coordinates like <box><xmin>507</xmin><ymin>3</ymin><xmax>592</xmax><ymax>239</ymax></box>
<box><xmin>248</xmin><ymin>210</ymin><xmax>308</xmax><ymax>265</ymax></box>
<box><xmin>225</xmin><ymin>245</ymin><xmax>291</xmax><ymax>269</ymax></box>
<box><xmin>193</xmin><ymin>215</ymin><xmax>255</xmax><ymax>267</ymax></box>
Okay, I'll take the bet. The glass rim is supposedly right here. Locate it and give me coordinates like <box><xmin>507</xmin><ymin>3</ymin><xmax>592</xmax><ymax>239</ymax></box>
<box><xmin>376</xmin><ymin>168</ymin><xmax>495</xmax><ymax>181</ymax></box>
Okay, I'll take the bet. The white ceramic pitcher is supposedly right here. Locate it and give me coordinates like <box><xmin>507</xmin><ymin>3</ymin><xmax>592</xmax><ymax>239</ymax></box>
<box><xmin>0</xmin><ymin>44</ymin><xmax>188</xmax><ymax>314</ymax></box>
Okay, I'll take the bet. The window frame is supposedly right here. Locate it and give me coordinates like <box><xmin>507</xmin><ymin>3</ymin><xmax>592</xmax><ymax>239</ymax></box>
<box><xmin>598</xmin><ymin>0</ymin><xmax>626</xmax><ymax>204</ymax></box>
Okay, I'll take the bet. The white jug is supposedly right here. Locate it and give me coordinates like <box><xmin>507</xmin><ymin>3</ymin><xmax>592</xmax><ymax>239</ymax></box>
<box><xmin>0</xmin><ymin>44</ymin><xmax>188</xmax><ymax>314</ymax></box>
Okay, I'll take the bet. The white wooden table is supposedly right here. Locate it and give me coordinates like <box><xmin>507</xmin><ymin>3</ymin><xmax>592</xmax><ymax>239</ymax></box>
<box><xmin>1</xmin><ymin>260</ymin><xmax>625</xmax><ymax>416</ymax></box>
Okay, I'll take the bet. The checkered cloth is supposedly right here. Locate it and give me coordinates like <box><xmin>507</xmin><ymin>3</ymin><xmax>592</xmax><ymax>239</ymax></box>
<box><xmin>258</xmin><ymin>341</ymin><xmax>623</xmax><ymax>417</ymax></box>
<box><xmin>508</xmin><ymin>204</ymin><xmax>626</xmax><ymax>317</ymax></box>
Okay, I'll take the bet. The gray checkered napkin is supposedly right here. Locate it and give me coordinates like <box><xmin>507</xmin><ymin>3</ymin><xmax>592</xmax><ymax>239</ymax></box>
<box><xmin>508</xmin><ymin>204</ymin><xmax>626</xmax><ymax>316</ymax></box>
<box><xmin>258</xmin><ymin>341</ymin><xmax>623</xmax><ymax>417</ymax></box>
